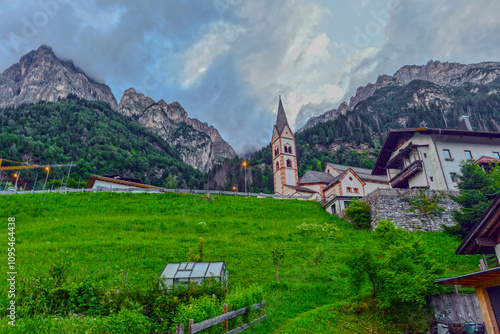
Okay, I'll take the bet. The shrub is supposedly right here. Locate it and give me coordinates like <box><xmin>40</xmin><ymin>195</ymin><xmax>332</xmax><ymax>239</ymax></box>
<box><xmin>296</xmin><ymin>222</ymin><xmax>342</xmax><ymax>240</ymax></box>
<box><xmin>344</xmin><ymin>198</ymin><xmax>371</xmax><ymax>229</ymax></box>
<box><xmin>92</xmin><ymin>307</ymin><xmax>150</xmax><ymax>334</ymax></box>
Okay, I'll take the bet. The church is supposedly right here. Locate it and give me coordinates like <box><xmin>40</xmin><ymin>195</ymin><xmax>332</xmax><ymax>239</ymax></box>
<box><xmin>271</xmin><ymin>97</ymin><xmax>389</xmax><ymax>213</ymax></box>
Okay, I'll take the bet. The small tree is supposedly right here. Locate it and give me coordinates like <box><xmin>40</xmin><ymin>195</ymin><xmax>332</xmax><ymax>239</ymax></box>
<box><xmin>187</xmin><ymin>237</ymin><xmax>204</xmax><ymax>262</ymax></box>
<box><xmin>404</xmin><ymin>188</ymin><xmax>445</xmax><ymax>231</ymax></box>
<box><xmin>271</xmin><ymin>247</ymin><xmax>285</xmax><ymax>283</ymax></box>
<box><xmin>346</xmin><ymin>220</ymin><xmax>442</xmax><ymax>309</ymax></box>
<box><xmin>446</xmin><ymin>161</ymin><xmax>500</xmax><ymax>238</ymax></box>
<box><xmin>312</xmin><ymin>245</ymin><xmax>324</xmax><ymax>276</ymax></box>
<box><xmin>344</xmin><ymin>197</ymin><xmax>372</xmax><ymax>229</ymax></box>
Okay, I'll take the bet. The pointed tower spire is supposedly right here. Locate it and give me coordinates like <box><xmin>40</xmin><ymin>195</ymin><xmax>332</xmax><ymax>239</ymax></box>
<box><xmin>275</xmin><ymin>95</ymin><xmax>289</xmax><ymax>135</ymax></box>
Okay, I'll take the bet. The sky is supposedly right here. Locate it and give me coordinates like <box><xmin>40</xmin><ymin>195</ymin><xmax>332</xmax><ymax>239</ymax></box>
<box><xmin>1</xmin><ymin>0</ymin><xmax>500</xmax><ymax>154</ymax></box>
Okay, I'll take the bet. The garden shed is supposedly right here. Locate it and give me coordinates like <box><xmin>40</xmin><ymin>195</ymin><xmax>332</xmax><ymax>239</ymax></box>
<box><xmin>159</xmin><ymin>261</ymin><xmax>228</xmax><ymax>286</ymax></box>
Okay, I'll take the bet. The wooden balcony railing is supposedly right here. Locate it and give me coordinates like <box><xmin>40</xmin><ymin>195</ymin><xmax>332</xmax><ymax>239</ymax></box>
<box><xmin>390</xmin><ymin>160</ymin><xmax>423</xmax><ymax>188</ymax></box>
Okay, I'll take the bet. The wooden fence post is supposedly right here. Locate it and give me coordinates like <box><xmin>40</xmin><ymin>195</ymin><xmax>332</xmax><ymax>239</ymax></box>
<box><xmin>189</xmin><ymin>319</ymin><xmax>194</xmax><ymax>334</ymax></box>
<box><xmin>224</xmin><ymin>303</ymin><xmax>228</xmax><ymax>332</ymax></box>
<box><xmin>176</xmin><ymin>323</ymin><xmax>184</xmax><ymax>334</ymax></box>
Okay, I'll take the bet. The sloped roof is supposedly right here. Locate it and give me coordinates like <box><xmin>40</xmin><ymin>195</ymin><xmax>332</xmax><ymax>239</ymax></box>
<box><xmin>324</xmin><ymin>170</ymin><xmax>349</xmax><ymax>189</ymax></box>
<box><xmin>283</xmin><ymin>185</ymin><xmax>318</xmax><ymax>193</ymax></box>
<box><xmin>85</xmin><ymin>175</ymin><xmax>161</xmax><ymax>189</ymax></box>
<box><xmin>475</xmin><ymin>156</ymin><xmax>500</xmax><ymax>165</ymax></box>
<box><xmin>456</xmin><ymin>194</ymin><xmax>500</xmax><ymax>255</ymax></box>
<box><xmin>275</xmin><ymin>96</ymin><xmax>289</xmax><ymax>135</ymax></box>
<box><xmin>298</xmin><ymin>170</ymin><xmax>335</xmax><ymax>184</ymax></box>
<box><xmin>159</xmin><ymin>262</ymin><xmax>226</xmax><ymax>280</ymax></box>
<box><xmin>326</xmin><ymin>163</ymin><xmax>388</xmax><ymax>183</ymax></box>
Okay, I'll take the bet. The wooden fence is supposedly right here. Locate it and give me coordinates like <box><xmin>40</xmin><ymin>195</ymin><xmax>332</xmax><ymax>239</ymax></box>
<box><xmin>173</xmin><ymin>301</ymin><xmax>266</xmax><ymax>334</ymax></box>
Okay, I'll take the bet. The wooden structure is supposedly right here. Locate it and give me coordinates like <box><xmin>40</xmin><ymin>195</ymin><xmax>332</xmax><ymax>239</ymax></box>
<box><xmin>436</xmin><ymin>194</ymin><xmax>500</xmax><ymax>333</ymax></box>
<box><xmin>173</xmin><ymin>301</ymin><xmax>266</xmax><ymax>334</ymax></box>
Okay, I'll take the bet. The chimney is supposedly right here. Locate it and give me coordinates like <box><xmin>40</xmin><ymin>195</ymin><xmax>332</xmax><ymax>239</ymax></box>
<box><xmin>459</xmin><ymin>116</ymin><xmax>473</xmax><ymax>131</ymax></box>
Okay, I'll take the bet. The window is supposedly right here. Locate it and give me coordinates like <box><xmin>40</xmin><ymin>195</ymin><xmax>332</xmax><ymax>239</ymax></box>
<box><xmin>276</xmin><ymin>162</ymin><xmax>279</xmax><ymax>169</ymax></box>
<box><xmin>354</xmin><ymin>188</ymin><xmax>359</xmax><ymax>194</ymax></box>
<box><xmin>443</xmin><ymin>149</ymin><xmax>452</xmax><ymax>159</ymax></box>
<box><xmin>464</xmin><ymin>150</ymin><xmax>472</xmax><ymax>160</ymax></box>
<box><xmin>349</xmin><ymin>176</ymin><xmax>353</xmax><ymax>181</ymax></box>
<box><xmin>430</xmin><ymin>176</ymin><xmax>434</xmax><ymax>182</ymax></box>
<box><xmin>288</xmin><ymin>147</ymin><xmax>292</xmax><ymax>154</ymax></box>
<box><xmin>346</xmin><ymin>187</ymin><xmax>352</xmax><ymax>193</ymax></box>
<box><xmin>286</xmin><ymin>159</ymin><xmax>292</xmax><ymax>168</ymax></box>
<box><xmin>423</xmin><ymin>153</ymin><xmax>427</xmax><ymax>158</ymax></box>
<box><xmin>450</xmin><ymin>173</ymin><xmax>458</xmax><ymax>183</ymax></box>
<box><xmin>494</xmin><ymin>152</ymin><xmax>500</xmax><ymax>159</ymax></box>
<box><xmin>274</xmin><ymin>148</ymin><xmax>279</xmax><ymax>156</ymax></box>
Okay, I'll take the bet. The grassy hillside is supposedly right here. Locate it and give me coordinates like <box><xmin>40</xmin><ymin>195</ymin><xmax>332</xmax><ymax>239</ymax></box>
<box><xmin>0</xmin><ymin>193</ymin><xmax>480</xmax><ymax>333</ymax></box>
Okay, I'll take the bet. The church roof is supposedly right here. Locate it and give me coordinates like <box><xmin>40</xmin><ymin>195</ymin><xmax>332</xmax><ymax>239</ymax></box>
<box><xmin>326</xmin><ymin>163</ymin><xmax>388</xmax><ymax>183</ymax></box>
<box><xmin>283</xmin><ymin>185</ymin><xmax>318</xmax><ymax>193</ymax></box>
<box><xmin>298</xmin><ymin>170</ymin><xmax>335</xmax><ymax>184</ymax></box>
<box><xmin>275</xmin><ymin>96</ymin><xmax>289</xmax><ymax>135</ymax></box>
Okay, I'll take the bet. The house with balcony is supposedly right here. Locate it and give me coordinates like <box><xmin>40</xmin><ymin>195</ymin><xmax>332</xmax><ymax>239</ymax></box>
<box><xmin>372</xmin><ymin>126</ymin><xmax>500</xmax><ymax>191</ymax></box>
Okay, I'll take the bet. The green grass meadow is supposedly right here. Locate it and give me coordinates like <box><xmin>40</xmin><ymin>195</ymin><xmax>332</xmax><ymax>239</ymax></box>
<box><xmin>0</xmin><ymin>192</ymin><xmax>480</xmax><ymax>333</ymax></box>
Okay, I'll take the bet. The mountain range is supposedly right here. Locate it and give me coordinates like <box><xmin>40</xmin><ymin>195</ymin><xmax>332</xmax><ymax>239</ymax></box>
<box><xmin>299</xmin><ymin>60</ymin><xmax>500</xmax><ymax>132</ymax></box>
<box><xmin>0</xmin><ymin>45</ymin><xmax>236</xmax><ymax>172</ymax></box>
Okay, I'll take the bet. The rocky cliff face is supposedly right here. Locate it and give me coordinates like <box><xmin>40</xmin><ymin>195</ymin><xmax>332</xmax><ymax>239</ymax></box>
<box><xmin>0</xmin><ymin>45</ymin><xmax>118</xmax><ymax>110</ymax></box>
<box><xmin>118</xmin><ymin>88</ymin><xmax>236</xmax><ymax>172</ymax></box>
<box><xmin>299</xmin><ymin>60</ymin><xmax>500</xmax><ymax>132</ymax></box>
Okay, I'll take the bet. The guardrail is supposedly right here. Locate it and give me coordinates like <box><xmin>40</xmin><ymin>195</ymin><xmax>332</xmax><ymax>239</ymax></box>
<box><xmin>0</xmin><ymin>187</ymin><xmax>315</xmax><ymax>201</ymax></box>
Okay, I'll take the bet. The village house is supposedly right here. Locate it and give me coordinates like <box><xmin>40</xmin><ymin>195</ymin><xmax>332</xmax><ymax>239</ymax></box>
<box><xmin>85</xmin><ymin>174</ymin><xmax>161</xmax><ymax>191</ymax></box>
<box><xmin>372</xmin><ymin>118</ymin><xmax>500</xmax><ymax>191</ymax></box>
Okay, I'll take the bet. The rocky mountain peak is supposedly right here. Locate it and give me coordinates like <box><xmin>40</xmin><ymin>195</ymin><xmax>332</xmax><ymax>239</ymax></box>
<box><xmin>0</xmin><ymin>45</ymin><xmax>118</xmax><ymax>110</ymax></box>
<box><xmin>118</xmin><ymin>88</ymin><xmax>236</xmax><ymax>172</ymax></box>
<box><xmin>299</xmin><ymin>60</ymin><xmax>500</xmax><ymax>132</ymax></box>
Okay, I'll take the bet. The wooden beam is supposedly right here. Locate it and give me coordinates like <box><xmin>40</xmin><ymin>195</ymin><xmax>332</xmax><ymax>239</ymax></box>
<box><xmin>476</xmin><ymin>238</ymin><xmax>497</xmax><ymax>247</ymax></box>
<box><xmin>226</xmin><ymin>315</ymin><xmax>267</xmax><ymax>334</ymax></box>
<box><xmin>190</xmin><ymin>302</ymin><xmax>266</xmax><ymax>333</ymax></box>
<box><xmin>476</xmin><ymin>287</ymin><xmax>500</xmax><ymax>334</ymax></box>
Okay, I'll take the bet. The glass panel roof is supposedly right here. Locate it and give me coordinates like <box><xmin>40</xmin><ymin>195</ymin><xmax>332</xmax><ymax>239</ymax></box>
<box><xmin>162</xmin><ymin>263</ymin><xmax>180</xmax><ymax>278</ymax></box>
<box><xmin>160</xmin><ymin>262</ymin><xmax>225</xmax><ymax>281</ymax></box>
<box><xmin>175</xmin><ymin>270</ymin><xmax>191</xmax><ymax>278</ymax></box>
<box><xmin>207</xmin><ymin>262</ymin><xmax>223</xmax><ymax>276</ymax></box>
<box><xmin>191</xmin><ymin>262</ymin><xmax>209</xmax><ymax>277</ymax></box>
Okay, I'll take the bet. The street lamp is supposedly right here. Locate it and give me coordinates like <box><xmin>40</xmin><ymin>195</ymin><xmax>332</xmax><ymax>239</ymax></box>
<box><xmin>43</xmin><ymin>167</ymin><xmax>50</xmax><ymax>191</ymax></box>
<box><xmin>242</xmin><ymin>160</ymin><xmax>247</xmax><ymax>196</ymax></box>
<box><xmin>13</xmin><ymin>172</ymin><xmax>19</xmax><ymax>192</ymax></box>
<box><xmin>232</xmin><ymin>185</ymin><xmax>237</xmax><ymax>194</ymax></box>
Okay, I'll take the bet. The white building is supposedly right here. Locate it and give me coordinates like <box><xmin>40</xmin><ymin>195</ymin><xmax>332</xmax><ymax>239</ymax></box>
<box><xmin>372</xmin><ymin>126</ymin><xmax>500</xmax><ymax>191</ymax></box>
<box><xmin>85</xmin><ymin>174</ymin><xmax>161</xmax><ymax>191</ymax></box>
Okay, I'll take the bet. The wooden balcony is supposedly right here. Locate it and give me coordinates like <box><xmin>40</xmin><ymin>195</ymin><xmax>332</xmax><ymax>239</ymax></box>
<box><xmin>390</xmin><ymin>160</ymin><xmax>423</xmax><ymax>188</ymax></box>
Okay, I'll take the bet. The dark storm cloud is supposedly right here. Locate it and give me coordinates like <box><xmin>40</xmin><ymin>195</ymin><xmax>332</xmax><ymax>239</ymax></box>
<box><xmin>1</xmin><ymin>0</ymin><xmax>499</xmax><ymax>154</ymax></box>
<box><xmin>337</xmin><ymin>0</ymin><xmax>500</xmax><ymax>111</ymax></box>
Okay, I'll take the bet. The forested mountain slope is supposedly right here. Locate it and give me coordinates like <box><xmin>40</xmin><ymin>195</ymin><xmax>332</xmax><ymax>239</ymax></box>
<box><xmin>0</xmin><ymin>97</ymin><xmax>205</xmax><ymax>188</ymax></box>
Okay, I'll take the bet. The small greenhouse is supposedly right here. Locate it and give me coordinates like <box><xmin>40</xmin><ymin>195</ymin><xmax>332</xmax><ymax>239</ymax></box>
<box><xmin>159</xmin><ymin>261</ymin><xmax>228</xmax><ymax>287</ymax></box>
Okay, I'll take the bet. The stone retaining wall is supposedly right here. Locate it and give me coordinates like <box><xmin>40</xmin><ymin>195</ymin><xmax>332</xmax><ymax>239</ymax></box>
<box><xmin>362</xmin><ymin>188</ymin><xmax>461</xmax><ymax>232</ymax></box>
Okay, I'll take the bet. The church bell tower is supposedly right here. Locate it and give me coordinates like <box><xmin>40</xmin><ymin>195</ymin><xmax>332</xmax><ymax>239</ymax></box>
<box><xmin>271</xmin><ymin>96</ymin><xmax>298</xmax><ymax>194</ymax></box>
